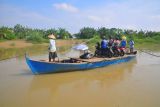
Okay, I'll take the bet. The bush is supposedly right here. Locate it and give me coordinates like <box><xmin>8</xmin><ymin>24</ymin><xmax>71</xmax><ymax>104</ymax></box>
<box><xmin>0</xmin><ymin>28</ymin><xmax>16</xmax><ymax>40</ymax></box>
<box><xmin>5</xmin><ymin>33</ymin><xmax>16</xmax><ymax>40</ymax></box>
<box><xmin>152</xmin><ymin>35</ymin><xmax>160</xmax><ymax>40</ymax></box>
<box><xmin>25</xmin><ymin>32</ymin><xmax>45</xmax><ymax>43</ymax></box>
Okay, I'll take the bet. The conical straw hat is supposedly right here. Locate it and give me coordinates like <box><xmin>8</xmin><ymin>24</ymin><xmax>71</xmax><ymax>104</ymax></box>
<box><xmin>48</xmin><ymin>34</ymin><xmax>56</xmax><ymax>39</ymax></box>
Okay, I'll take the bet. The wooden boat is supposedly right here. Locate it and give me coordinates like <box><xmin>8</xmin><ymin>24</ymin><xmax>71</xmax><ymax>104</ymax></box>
<box><xmin>25</xmin><ymin>54</ymin><xmax>136</xmax><ymax>74</ymax></box>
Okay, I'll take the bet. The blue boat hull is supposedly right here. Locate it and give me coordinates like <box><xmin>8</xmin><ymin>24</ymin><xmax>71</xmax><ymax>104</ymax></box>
<box><xmin>26</xmin><ymin>55</ymin><xmax>136</xmax><ymax>74</ymax></box>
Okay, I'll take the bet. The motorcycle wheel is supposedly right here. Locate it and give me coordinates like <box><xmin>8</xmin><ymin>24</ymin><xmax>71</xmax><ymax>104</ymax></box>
<box><xmin>114</xmin><ymin>50</ymin><xmax>119</xmax><ymax>57</ymax></box>
<box><xmin>120</xmin><ymin>51</ymin><xmax>125</xmax><ymax>56</ymax></box>
<box><xmin>108</xmin><ymin>52</ymin><xmax>112</xmax><ymax>58</ymax></box>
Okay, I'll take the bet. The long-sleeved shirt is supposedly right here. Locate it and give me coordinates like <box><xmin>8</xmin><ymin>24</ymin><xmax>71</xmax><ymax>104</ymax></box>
<box><xmin>49</xmin><ymin>39</ymin><xmax>56</xmax><ymax>52</ymax></box>
<box><xmin>129</xmin><ymin>40</ymin><xmax>134</xmax><ymax>48</ymax></box>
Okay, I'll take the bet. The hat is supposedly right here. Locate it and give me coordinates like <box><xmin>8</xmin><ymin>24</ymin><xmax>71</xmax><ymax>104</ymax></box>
<box><xmin>122</xmin><ymin>35</ymin><xmax>126</xmax><ymax>40</ymax></box>
<box><xmin>48</xmin><ymin>34</ymin><xmax>56</xmax><ymax>39</ymax></box>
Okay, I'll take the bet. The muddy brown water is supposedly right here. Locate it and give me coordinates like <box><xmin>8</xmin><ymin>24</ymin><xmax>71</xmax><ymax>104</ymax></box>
<box><xmin>0</xmin><ymin>50</ymin><xmax>160</xmax><ymax>107</ymax></box>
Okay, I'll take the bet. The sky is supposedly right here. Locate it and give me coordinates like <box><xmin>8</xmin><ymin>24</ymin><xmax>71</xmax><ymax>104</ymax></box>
<box><xmin>0</xmin><ymin>0</ymin><xmax>160</xmax><ymax>33</ymax></box>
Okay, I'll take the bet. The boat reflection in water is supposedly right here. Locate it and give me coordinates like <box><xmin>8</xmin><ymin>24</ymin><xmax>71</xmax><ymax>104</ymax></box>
<box><xmin>26</xmin><ymin>59</ymin><xmax>137</xmax><ymax>107</ymax></box>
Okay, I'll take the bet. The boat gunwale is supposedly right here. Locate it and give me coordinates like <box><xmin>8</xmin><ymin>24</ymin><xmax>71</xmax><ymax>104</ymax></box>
<box><xmin>26</xmin><ymin>55</ymin><xmax>136</xmax><ymax>65</ymax></box>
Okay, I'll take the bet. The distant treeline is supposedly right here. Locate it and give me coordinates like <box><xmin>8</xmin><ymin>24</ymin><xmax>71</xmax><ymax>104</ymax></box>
<box><xmin>0</xmin><ymin>24</ymin><xmax>160</xmax><ymax>43</ymax></box>
<box><xmin>0</xmin><ymin>24</ymin><xmax>71</xmax><ymax>43</ymax></box>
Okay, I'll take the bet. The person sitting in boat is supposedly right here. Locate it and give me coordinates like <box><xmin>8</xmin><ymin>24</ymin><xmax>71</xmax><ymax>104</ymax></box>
<box><xmin>112</xmin><ymin>37</ymin><xmax>121</xmax><ymax>55</ymax></box>
<box><xmin>114</xmin><ymin>37</ymin><xmax>120</xmax><ymax>47</ymax></box>
<box><xmin>120</xmin><ymin>35</ymin><xmax>127</xmax><ymax>48</ymax></box>
<box><xmin>80</xmin><ymin>50</ymin><xmax>93</xmax><ymax>59</ymax></box>
<box><xmin>108</xmin><ymin>36</ymin><xmax>114</xmax><ymax>54</ymax></box>
<box><xmin>94</xmin><ymin>42</ymin><xmax>101</xmax><ymax>57</ymax></box>
<box><xmin>108</xmin><ymin>36</ymin><xmax>114</xmax><ymax>47</ymax></box>
<box><xmin>48</xmin><ymin>34</ymin><xmax>58</xmax><ymax>62</ymax></box>
<box><xmin>129</xmin><ymin>39</ymin><xmax>134</xmax><ymax>53</ymax></box>
<box><xmin>101</xmin><ymin>36</ymin><xmax>108</xmax><ymax>56</ymax></box>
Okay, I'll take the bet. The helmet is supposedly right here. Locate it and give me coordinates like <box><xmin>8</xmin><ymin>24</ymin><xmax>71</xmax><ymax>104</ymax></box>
<box><xmin>122</xmin><ymin>35</ymin><xmax>126</xmax><ymax>40</ymax></box>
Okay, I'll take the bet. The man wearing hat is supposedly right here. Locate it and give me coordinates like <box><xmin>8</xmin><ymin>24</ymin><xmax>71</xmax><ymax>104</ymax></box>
<box><xmin>48</xmin><ymin>34</ymin><xmax>57</xmax><ymax>62</ymax></box>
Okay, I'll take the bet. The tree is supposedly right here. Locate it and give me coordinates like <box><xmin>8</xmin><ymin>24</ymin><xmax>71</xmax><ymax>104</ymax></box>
<box><xmin>97</xmin><ymin>27</ymin><xmax>109</xmax><ymax>38</ymax></box>
<box><xmin>0</xmin><ymin>26</ymin><xmax>16</xmax><ymax>40</ymax></box>
<box><xmin>25</xmin><ymin>30</ymin><xmax>44</xmax><ymax>43</ymax></box>
<box><xmin>97</xmin><ymin>28</ymin><xmax>124</xmax><ymax>39</ymax></box>
<box><xmin>58</xmin><ymin>28</ymin><xmax>71</xmax><ymax>39</ymax></box>
<box><xmin>77</xmin><ymin>27</ymin><xmax>97</xmax><ymax>39</ymax></box>
<box><xmin>45</xmin><ymin>28</ymin><xmax>58</xmax><ymax>38</ymax></box>
<box><xmin>14</xmin><ymin>24</ymin><xmax>27</xmax><ymax>39</ymax></box>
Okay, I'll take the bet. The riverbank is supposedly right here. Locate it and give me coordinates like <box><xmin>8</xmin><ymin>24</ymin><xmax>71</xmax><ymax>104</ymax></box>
<box><xmin>0</xmin><ymin>39</ymin><xmax>84</xmax><ymax>48</ymax></box>
<box><xmin>135</xmin><ymin>42</ymin><xmax>160</xmax><ymax>51</ymax></box>
<box><xmin>0</xmin><ymin>39</ymin><xmax>83</xmax><ymax>60</ymax></box>
<box><xmin>0</xmin><ymin>39</ymin><xmax>160</xmax><ymax>61</ymax></box>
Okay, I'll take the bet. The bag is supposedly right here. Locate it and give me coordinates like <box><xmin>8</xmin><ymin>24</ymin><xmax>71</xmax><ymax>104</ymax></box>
<box><xmin>80</xmin><ymin>53</ymin><xmax>93</xmax><ymax>59</ymax></box>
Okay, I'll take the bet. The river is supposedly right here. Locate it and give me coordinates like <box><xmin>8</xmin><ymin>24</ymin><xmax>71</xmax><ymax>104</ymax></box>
<box><xmin>0</xmin><ymin>49</ymin><xmax>160</xmax><ymax>107</ymax></box>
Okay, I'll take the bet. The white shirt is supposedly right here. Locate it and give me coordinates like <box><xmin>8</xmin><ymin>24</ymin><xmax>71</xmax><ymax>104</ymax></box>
<box><xmin>49</xmin><ymin>39</ymin><xmax>56</xmax><ymax>52</ymax></box>
<box><xmin>129</xmin><ymin>40</ymin><xmax>134</xmax><ymax>48</ymax></box>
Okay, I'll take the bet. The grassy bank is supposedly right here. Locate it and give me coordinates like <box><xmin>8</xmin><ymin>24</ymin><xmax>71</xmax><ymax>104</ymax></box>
<box><xmin>0</xmin><ymin>39</ymin><xmax>84</xmax><ymax>61</ymax></box>
<box><xmin>135</xmin><ymin>42</ymin><xmax>160</xmax><ymax>51</ymax></box>
<box><xmin>0</xmin><ymin>38</ymin><xmax>159</xmax><ymax>61</ymax></box>
<box><xmin>134</xmin><ymin>36</ymin><xmax>160</xmax><ymax>51</ymax></box>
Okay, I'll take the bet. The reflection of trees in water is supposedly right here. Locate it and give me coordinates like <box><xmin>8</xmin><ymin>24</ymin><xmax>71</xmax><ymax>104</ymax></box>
<box><xmin>26</xmin><ymin>59</ymin><xmax>137</xmax><ymax>106</ymax></box>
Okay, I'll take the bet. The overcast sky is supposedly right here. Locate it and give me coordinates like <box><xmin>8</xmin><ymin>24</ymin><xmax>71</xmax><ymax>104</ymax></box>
<box><xmin>0</xmin><ymin>0</ymin><xmax>160</xmax><ymax>33</ymax></box>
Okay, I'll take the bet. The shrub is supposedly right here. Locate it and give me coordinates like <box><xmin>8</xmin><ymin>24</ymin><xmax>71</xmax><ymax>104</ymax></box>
<box><xmin>0</xmin><ymin>28</ymin><xmax>16</xmax><ymax>40</ymax></box>
<box><xmin>25</xmin><ymin>31</ymin><xmax>45</xmax><ymax>43</ymax></box>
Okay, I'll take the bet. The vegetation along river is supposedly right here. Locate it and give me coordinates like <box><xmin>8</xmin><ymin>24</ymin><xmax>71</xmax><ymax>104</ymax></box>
<box><xmin>0</xmin><ymin>45</ymin><xmax>160</xmax><ymax>107</ymax></box>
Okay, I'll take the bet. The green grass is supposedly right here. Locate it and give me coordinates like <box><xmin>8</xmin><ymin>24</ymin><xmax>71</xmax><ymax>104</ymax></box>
<box><xmin>133</xmin><ymin>36</ymin><xmax>160</xmax><ymax>50</ymax></box>
<box><xmin>0</xmin><ymin>39</ymin><xmax>7</xmax><ymax>42</ymax></box>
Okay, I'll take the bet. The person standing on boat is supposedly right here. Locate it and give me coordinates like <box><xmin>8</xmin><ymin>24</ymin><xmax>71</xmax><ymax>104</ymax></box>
<box><xmin>48</xmin><ymin>34</ymin><xmax>57</xmax><ymax>62</ymax></box>
<box><xmin>129</xmin><ymin>39</ymin><xmax>134</xmax><ymax>53</ymax></box>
